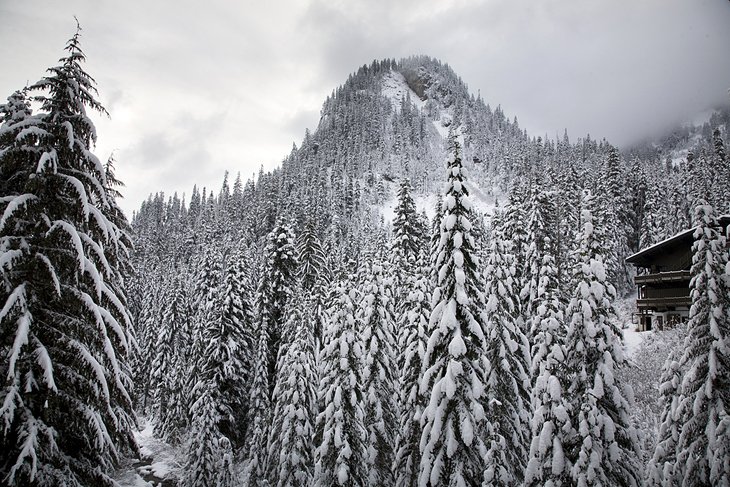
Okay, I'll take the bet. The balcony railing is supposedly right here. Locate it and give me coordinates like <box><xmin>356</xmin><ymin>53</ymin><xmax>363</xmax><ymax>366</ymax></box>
<box><xmin>636</xmin><ymin>296</ymin><xmax>691</xmax><ymax>309</ymax></box>
<box><xmin>635</xmin><ymin>270</ymin><xmax>691</xmax><ymax>285</ymax></box>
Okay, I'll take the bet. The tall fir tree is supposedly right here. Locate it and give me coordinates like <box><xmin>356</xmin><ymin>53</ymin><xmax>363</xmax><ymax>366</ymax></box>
<box><xmin>562</xmin><ymin>191</ymin><xmax>641</xmax><ymax>486</ymax></box>
<box><xmin>418</xmin><ymin>142</ymin><xmax>490</xmax><ymax>487</ymax></box>
<box><xmin>313</xmin><ymin>277</ymin><xmax>368</xmax><ymax>487</ymax></box>
<box><xmin>295</xmin><ymin>218</ymin><xmax>329</xmax><ymax>346</ymax></box>
<box><xmin>184</xmin><ymin>247</ymin><xmax>251</xmax><ymax>483</ymax></box>
<box><xmin>245</xmin><ymin>323</ymin><xmax>273</xmax><ymax>487</ymax></box>
<box><xmin>390</xmin><ymin>178</ymin><xmax>422</xmax><ymax>311</ymax></box>
<box><xmin>266</xmin><ymin>293</ymin><xmax>317</xmax><ymax>487</ymax></box>
<box><xmin>645</xmin><ymin>350</ymin><xmax>682</xmax><ymax>486</ymax></box>
<box><xmin>217</xmin><ymin>248</ymin><xmax>255</xmax><ymax>448</ymax></box>
<box><xmin>524</xmin><ymin>215</ymin><xmax>571</xmax><ymax>486</ymax></box>
<box><xmin>0</xmin><ymin>29</ymin><xmax>137</xmax><ymax>486</ymax></box>
<box><xmin>152</xmin><ymin>269</ymin><xmax>193</xmax><ymax>443</ymax></box>
<box><xmin>357</xmin><ymin>248</ymin><xmax>398</xmax><ymax>487</ymax></box>
<box><xmin>480</xmin><ymin>209</ymin><xmax>532</xmax><ymax>485</ymax></box>
<box><xmin>182</xmin><ymin>386</ymin><xmax>234</xmax><ymax>487</ymax></box>
<box><xmin>393</xmin><ymin>256</ymin><xmax>431</xmax><ymax>487</ymax></box>
<box><xmin>256</xmin><ymin>220</ymin><xmax>298</xmax><ymax>390</ymax></box>
<box><xmin>672</xmin><ymin>203</ymin><xmax>730</xmax><ymax>485</ymax></box>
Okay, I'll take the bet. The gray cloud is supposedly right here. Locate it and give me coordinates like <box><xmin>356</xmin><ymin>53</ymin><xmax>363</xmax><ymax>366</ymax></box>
<box><xmin>1</xmin><ymin>0</ymin><xmax>729</xmax><ymax>216</ymax></box>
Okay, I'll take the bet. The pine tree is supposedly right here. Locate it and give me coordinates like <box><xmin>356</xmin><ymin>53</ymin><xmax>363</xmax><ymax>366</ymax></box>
<box><xmin>672</xmin><ymin>202</ymin><xmax>730</xmax><ymax>485</ymax></box>
<box><xmin>481</xmin><ymin>209</ymin><xmax>532</xmax><ymax>485</ymax></box>
<box><xmin>217</xmin><ymin>248</ymin><xmax>255</xmax><ymax>448</ymax></box>
<box><xmin>418</xmin><ymin>142</ymin><xmax>489</xmax><ymax>487</ymax></box>
<box><xmin>185</xmin><ymin>246</ymin><xmax>250</xmax><ymax>484</ymax></box>
<box><xmin>428</xmin><ymin>193</ymin><xmax>444</xmax><ymax>286</ymax></box>
<box><xmin>296</xmin><ymin>218</ymin><xmax>329</xmax><ymax>346</ymax></box>
<box><xmin>131</xmin><ymin>262</ymin><xmax>165</xmax><ymax>412</ymax></box>
<box><xmin>522</xmin><ymin>185</ymin><xmax>557</xmax><ymax>336</ymax></box>
<box><xmin>393</xmin><ymin>257</ymin><xmax>431</xmax><ymax>487</ymax></box>
<box><xmin>267</xmin><ymin>293</ymin><xmax>317</xmax><ymax>487</ymax></box>
<box><xmin>601</xmin><ymin>147</ymin><xmax>633</xmax><ymax>295</ymax></box>
<box><xmin>645</xmin><ymin>351</ymin><xmax>682</xmax><ymax>486</ymax></box>
<box><xmin>501</xmin><ymin>183</ymin><xmax>529</xmax><ymax>333</ymax></box>
<box><xmin>297</xmin><ymin>218</ymin><xmax>329</xmax><ymax>291</ymax></box>
<box><xmin>182</xmin><ymin>386</ymin><xmax>234</xmax><ymax>487</ymax></box>
<box><xmin>357</xmin><ymin>249</ymin><xmax>398</xmax><ymax>487</ymax></box>
<box><xmin>256</xmin><ymin>220</ymin><xmax>298</xmax><ymax>390</ymax></box>
<box><xmin>313</xmin><ymin>278</ymin><xmax>367</xmax><ymax>487</ymax></box>
<box><xmin>245</xmin><ymin>323</ymin><xmax>272</xmax><ymax>487</ymax></box>
<box><xmin>524</xmin><ymin>218</ymin><xmax>571</xmax><ymax>486</ymax></box>
<box><xmin>152</xmin><ymin>269</ymin><xmax>193</xmax><ymax>443</ymax></box>
<box><xmin>562</xmin><ymin>191</ymin><xmax>641</xmax><ymax>486</ymax></box>
<box><xmin>0</xmin><ymin>29</ymin><xmax>137</xmax><ymax>486</ymax></box>
<box><xmin>391</xmin><ymin>178</ymin><xmax>422</xmax><ymax>312</ymax></box>
<box><xmin>639</xmin><ymin>179</ymin><xmax>665</xmax><ymax>249</ymax></box>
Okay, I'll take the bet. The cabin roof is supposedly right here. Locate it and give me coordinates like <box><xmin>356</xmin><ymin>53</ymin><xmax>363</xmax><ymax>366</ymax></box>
<box><xmin>626</xmin><ymin>214</ymin><xmax>730</xmax><ymax>269</ymax></box>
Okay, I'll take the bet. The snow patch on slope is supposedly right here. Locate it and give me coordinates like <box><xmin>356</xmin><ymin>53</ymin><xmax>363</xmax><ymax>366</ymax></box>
<box><xmin>378</xmin><ymin>178</ymin><xmax>500</xmax><ymax>226</ymax></box>
<box><xmin>381</xmin><ymin>70</ymin><xmax>425</xmax><ymax>113</ymax></box>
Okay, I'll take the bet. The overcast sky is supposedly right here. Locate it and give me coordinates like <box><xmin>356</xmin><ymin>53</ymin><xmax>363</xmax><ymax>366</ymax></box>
<box><xmin>2</xmin><ymin>0</ymin><xmax>729</xmax><ymax>215</ymax></box>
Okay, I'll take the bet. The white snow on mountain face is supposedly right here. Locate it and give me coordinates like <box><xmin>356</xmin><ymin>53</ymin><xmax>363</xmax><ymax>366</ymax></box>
<box><xmin>381</xmin><ymin>70</ymin><xmax>426</xmax><ymax>113</ymax></box>
<box><xmin>378</xmin><ymin>178</ymin><xmax>500</xmax><ymax>226</ymax></box>
<box><xmin>380</xmin><ymin>69</ymin><xmax>459</xmax><ymax>143</ymax></box>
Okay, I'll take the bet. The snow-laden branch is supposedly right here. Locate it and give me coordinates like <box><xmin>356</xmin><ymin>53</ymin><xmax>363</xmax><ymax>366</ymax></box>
<box><xmin>47</xmin><ymin>220</ymin><xmax>85</xmax><ymax>274</ymax></box>
<box><xmin>0</xmin><ymin>194</ymin><xmax>37</xmax><ymax>233</ymax></box>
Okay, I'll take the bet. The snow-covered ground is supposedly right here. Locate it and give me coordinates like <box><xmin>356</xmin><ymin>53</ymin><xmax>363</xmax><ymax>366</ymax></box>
<box><xmin>114</xmin><ymin>418</ymin><xmax>182</xmax><ymax>486</ymax></box>
<box><xmin>623</xmin><ymin>328</ymin><xmax>648</xmax><ymax>359</ymax></box>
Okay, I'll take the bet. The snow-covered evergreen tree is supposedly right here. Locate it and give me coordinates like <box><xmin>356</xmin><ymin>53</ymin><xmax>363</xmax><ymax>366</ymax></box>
<box><xmin>501</xmin><ymin>183</ymin><xmax>529</xmax><ymax>322</ymax></box>
<box><xmin>184</xmin><ymin>246</ymin><xmax>251</xmax><ymax>484</ymax></box>
<box><xmin>297</xmin><ymin>217</ymin><xmax>329</xmax><ymax>291</ymax></box>
<box><xmin>357</xmin><ymin>248</ymin><xmax>398</xmax><ymax>487</ymax></box>
<box><xmin>0</xmin><ymin>29</ymin><xmax>137</xmax><ymax>486</ymax></box>
<box><xmin>216</xmin><ymin>248</ymin><xmax>255</xmax><ymax>448</ymax></box>
<box><xmin>480</xmin><ymin>209</ymin><xmax>532</xmax><ymax>485</ymax></box>
<box><xmin>428</xmin><ymin>193</ymin><xmax>444</xmax><ymax>286</ymax></box>
<box><xmin>418</xmin><ymin>142</ymin><xmax>490</xmax><ymax>487</ymax></box>
<box><xmin>313</xmin><ymin>278</ymin><xmax>368</xmax><ymax>487</ymax></box>
<box><xmin>256</xmin><ymin>219</ymin><xmax>298</xmax><ymax>388</ymax></box>
<box><xmin>393</xmin><ymin>255</ymin><xmax>431</xmax><ymax>487</ymax></box>
<box><xmin>645</xmin><ymin>351</ymin><xmax>682</xmax><ymax>486</ymax></box>
<box><xmin>672</xmin><ymin>202</ymin><xmax>730</xmax><ymax>485</ymax></box>
<box><xmin>296</xmin><ymin>218</ymin><xmax>329</xmax><ymax>346</ymax></box>
<box><xmin>600</xmin><ymin>147</ymin><xmax>633</xmax><ymax>295</ymax></box>
<box><xmin>522</xmin><ymin>184</ymin><xmax>557</xmax><ymax>329</ymax></box>
<box><xmin>639</xmin><ymin>180</ymin><xmax>665</xmax><ymax>249</ymax></box>
<box><xmin>391</xmin><ymin>178</ymin><xmax>422</xmax><ymax>310</ymax></box>
<box><xmin>267</xmin><ymin>293</ymin><xmax>317</xmax><ymax>487</ymax></box>
<box><xmin>562</xmin><ymin>191</ymin><xmax>641</xmax><ymax>486</ymax></box>
<box><xmin>152</xmin><ymin>269</ymin><xmax>193</xmax><ymax>443</ymax></box>
<box><xmin>182</xmin><ymin>386</ymin><xmax>234</xmax><ymax>487</ymax></box>
<box><xmin>524</xmin><ymin>202</ymin><xmax>571</xmax><ymax>486</ymax></box>
<box><xmin>245</xmin><ymin>323</ymin><xmax>273</xmax><ymax>487</ymax></box>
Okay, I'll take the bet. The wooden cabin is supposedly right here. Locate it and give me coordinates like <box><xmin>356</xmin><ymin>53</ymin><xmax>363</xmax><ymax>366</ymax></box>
<box><xmin>626</xmin><ymin>215</ymin><xmax>730</xmax><ymax>331</ymax></box>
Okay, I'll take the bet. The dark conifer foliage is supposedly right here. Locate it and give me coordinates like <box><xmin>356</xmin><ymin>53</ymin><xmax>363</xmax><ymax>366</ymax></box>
<box><xmin>0</xmin><ymin>29</ymin><xmax>137</xmax><ymax>486</ymax></box>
